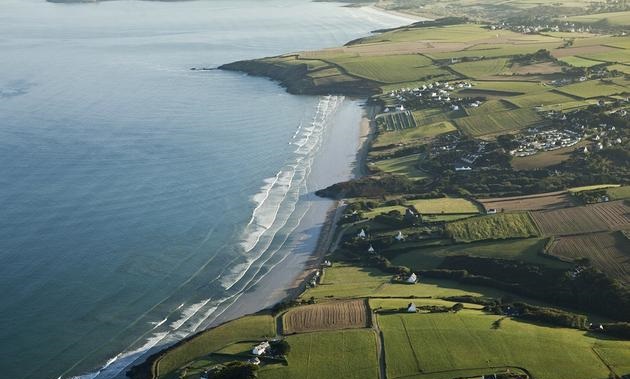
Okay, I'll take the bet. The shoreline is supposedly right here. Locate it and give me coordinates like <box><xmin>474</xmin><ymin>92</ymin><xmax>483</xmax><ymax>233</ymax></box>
<box><xmin>282</xmin><ymin>100</ymin><xmax>381</xmax><ymax>303</ymax></box>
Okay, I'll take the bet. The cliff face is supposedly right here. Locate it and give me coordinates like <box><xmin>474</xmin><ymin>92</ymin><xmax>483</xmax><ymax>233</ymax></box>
<box><xmin>219</xmin><ymin>59</ymin><xmax>381</xmax><ymax>97</ymax></box>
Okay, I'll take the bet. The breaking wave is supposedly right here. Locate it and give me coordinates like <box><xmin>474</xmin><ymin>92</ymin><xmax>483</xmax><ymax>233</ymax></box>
<box><xmin>62</xmin><ymin>95</ymin><xmax>344</xmax><ymax>379</ymax></box>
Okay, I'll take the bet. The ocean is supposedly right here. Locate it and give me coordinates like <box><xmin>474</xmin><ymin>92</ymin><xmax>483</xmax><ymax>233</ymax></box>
<box><xmin>0</xmin><ymin>1</ymin><xmax>412</xmax><ymax>378</ymax></box>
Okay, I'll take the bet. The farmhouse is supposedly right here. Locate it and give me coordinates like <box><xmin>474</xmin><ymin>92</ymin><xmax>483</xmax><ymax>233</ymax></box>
<box><xmin>357</xmin><ymin>229</ymin><xmax>366</xmax><ymax>239</ymax></box>
<box><xmin>407</xmin><ymin>303</ymin><xmax>417</xmax><ymax>312</ymax></box>
<box><xmin>368</xmin><ymin>245</ymin><xmax>375</xmax><ymax>254</ymax></box>
<box><xmin>407</xmin><ymin>273</ymin><xmax>417</xmax><ymax>284</ymax></box>
<box><xmin>252</xmin><ymin>341</ymin><xmax>270</xmax><ymax>356</ymax></box>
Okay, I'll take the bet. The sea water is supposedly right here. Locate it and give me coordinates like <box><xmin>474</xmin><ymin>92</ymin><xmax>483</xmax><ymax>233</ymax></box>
<box><xmin>0</xmin><ymin>1</ymin><xmax>413</xmax><ymax>378</ymax></box>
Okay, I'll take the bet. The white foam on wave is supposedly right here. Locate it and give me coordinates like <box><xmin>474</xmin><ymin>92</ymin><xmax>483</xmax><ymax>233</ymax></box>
<box><xmin>62</xmin><ymin>95</ymin><xmax>344</xmax><ymax>379</ymax></box>
<box><xmin>219</xmin><ymin>95</ymin><xmax>343</xmax><ymax>291</ymax></box>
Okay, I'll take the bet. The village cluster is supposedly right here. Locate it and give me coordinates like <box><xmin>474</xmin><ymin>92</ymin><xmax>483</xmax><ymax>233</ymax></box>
<box><xmin>510</xmin><ymin>128</ymin><xmax>582</xmax><ymax>157</ymax></box>
<box><xmin>488</xmin><ymin>22</ymin><xmax>593</xmax><ymax>35</ymax></box>
<box><xmin>384</xmin><ymin>81</ymin><xmax>480</xmax><ymax>112</ymax></box>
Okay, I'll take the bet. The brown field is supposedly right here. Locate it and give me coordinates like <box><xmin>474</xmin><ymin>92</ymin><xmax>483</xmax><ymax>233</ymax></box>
<box><xmin>548</xmin><ymin>232</ymin><xmax>630</xmax><ymax>285</ymax></box>
<box><xmin>591</xmin><ymin>200</ymin><xmax>630</xmax><ymax>230</ymax></box>
<box><xmin>478</xmin><ymin>191</ymin><xmax>574</xmax><ymax>212</ymax></box>
<box><xmin>282</xmin><ymin>299</ymin><xmax>369</xmax><ymax>334</ymax></box>
<box><xmin>531</xmin><ymin>201</ymin><xmax>630</xmax><ymax>236</ymax></box>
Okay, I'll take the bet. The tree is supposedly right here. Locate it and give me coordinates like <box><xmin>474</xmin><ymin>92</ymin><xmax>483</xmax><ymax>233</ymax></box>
<box><xmin>451</xmin><ymin>303</ymin><xmax>464</xmax><ymax>312</ymax></box>
<box><xmin>210</xmin><ymin>362</ymin><xmax>258</xmax><ymax>379</ymax></box>
<box><xmin>272</xmin><ymin>340</ymin><xmax>291</xmax><ymax>355</ymax></box>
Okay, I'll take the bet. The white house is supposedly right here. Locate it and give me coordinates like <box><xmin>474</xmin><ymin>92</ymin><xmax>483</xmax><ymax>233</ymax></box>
<box><xmin>406</xmin><ymin>273</ymin><xmax>417</xmax><ymax>284</ymax></box>
<box><xmin>407</xmin><ymin>303</ymin><xmax>417</xmax><ymax>312</ymax></box>
<box><xmin>368</xmin><ymin>245</ymin><xmax>376</xmax><ymax>254</ymax></box>
<box><xmin>252</xmin><ymin>341</ymin><xmax>270</xmax><ymax>356</ymax></box>
<box><xmin>357</xmin><ymin>229</ymin><xmax>366</xmax><ymax>239</ymax></box>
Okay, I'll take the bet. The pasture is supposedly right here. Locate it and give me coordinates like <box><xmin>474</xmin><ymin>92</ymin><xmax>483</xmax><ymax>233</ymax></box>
<box><xmin>330</xmin><ymin>54</ymin><xmax>452</xmax><ymax>84</ymax></box>
<box><xmin>372</xmin><ymin>154</ymin><xmax>427</xmax><ymax>179</ymax></box>
<box><xmin>378</xmin><ymin>311</ymin><xmax>630</xmax><ymax>379</ymax></box>
<box><xmin>301</xmin><ymin>264</ymin><xmax>509</xmax><ymax>301</ymax></box>
<box><xmin>506</xmin><ymin>91</ymin><xmax>577</xmax><ymax>108</ymax></box>
<box><xmin>477</xmin><ymin>191</ymin><xmax>574</xmax><ymax>212</ymax></box>
<box><xmin>374</xmin><ymin>121</ymin><xmax>456</xmax><ymax>147</ymax></box>
<box><xmin>445</xmin><ymin>212</ymin><xmax>540</xmax><ymax>242</ymax></box>
<box><xmin>389</xmin><ymin>237</ymin><xmax>569</xmax><ymax>269</ymax></box>
<box><xmin>565</xmin><ymin>10</ymin><xmax>630</xmax><ymax>26</ymax></box>
<box><xmin>258</xmin><ymin>329</ymin><xmax>380</xmax><ymax>379</ymax></box>
<box><xmin>454</xmin><ymin>108</ymin><xmax>546</xmax><ymax>136</ymax></box>
<box><xmin>407</xmin><ymin>198</ymin><xmax>480</xmax><ymax>214</ymax></box>
<box><xmin>558</xmin><ymin>56</ymin><xmax>606</xmax><ymax>68</ymax></box>
<box><xmin>449</xmin><ymin>58</ymin><xmax>511</xmax><ymax>79</ymax></box>
<box><xmin>556</xmin><ymin>80</ymin><xmax>627</xmax><ymax>98</ymax></box>
<box><xmin>547</xmin><ymin>231</ymin><xmax>630</xmax><ymax>285</ymax></box>
<box><xmin>282</xmin><ymin>299</ymin><xmax>369</xmax><ymax>334</ymax></box>
<box><xmin>607</xmin><ymin>185</ymin><xmax>630</xmax><ymax>200</ymax></box>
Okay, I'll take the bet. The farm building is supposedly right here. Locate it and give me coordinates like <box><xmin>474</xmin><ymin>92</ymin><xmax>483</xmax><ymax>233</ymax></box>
<box><xmin>368</xmin><ymin>245</ymin><xmax>375</xmax><ymax>254</ymax></box>
<box><xmin>252</xmin><ymin>341</ymin><xmax>270</xmax><ymax>356</ymax></box>
<box><xmin>407</xmin><ymin>273</ymin><xmax>417</xmax><ymax>284</ymax></box>
<box><xmin>357</xmin><ymin>229</ymin><xmax>366</xmax><ymax>239</ymax></box>
<box><xmin>407</xmin><ymin>303</ymin><xmax>417</xmax><ymax>312</ymax></box>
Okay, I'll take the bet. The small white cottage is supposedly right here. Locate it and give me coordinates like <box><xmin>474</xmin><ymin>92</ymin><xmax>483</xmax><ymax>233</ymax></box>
<box><xmin>252</xmin><ymin>341</ymin><xmax>270</xmax><ymax>356</ymax></box>
<box><xmin>357</xmin><ymin>229</ymin><xmax>367</xmax><ymax>239</ymax></box>
<box><xmin>407</xmin><ymin>303</ymin><xmax>417</xmax><ymax>312</ymax></box>
<box><xmin>406</xmin><ymin>273</ymin><xmax>417</xmax><ymax>284</ymax></box>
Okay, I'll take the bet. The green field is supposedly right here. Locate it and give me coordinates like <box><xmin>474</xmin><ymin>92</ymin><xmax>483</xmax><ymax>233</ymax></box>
<box><xmin>506</xmin><ymin>90</ymin><xmax>577</xmax><ymax>108</ymax></box>
<box><xmin>407</xmin><ymin>198</ymin><xmax>480</xmax><ymax>214</ymax></box>
<box><xmin>558</xmin><ymin>56</ymin><xmax>606</xmax><ymax>68</ymax></box>
<box><xmin>556</xmin><ymin>80</ymin><xmax>627</xmax><ymax>98</ymax></box>
<box><xmin>450</xmin><ymin>58</ymin><xmax>511</xmax><ymax>78</ymax></box>
<box><xmin>374</xmin><ymin>120</ymin><xmax>456</xmax><ymax>147</ymax></box>
<box><xmin>330</xmin><ymin>54</ymin><xmax>451</xmax><ymax>84</ymax></box>
<box><xmin>302</xmin><ymin>264</ymin><xmax>508</xmax><ymax>301</ymax></box>
<box><xmin>608</xmin><ymin>63</ymin><xmax>630</xmax><ymax>74</ymax></box>
<box><xmin>446</xmin><ymin>212</ymin><xmax>540</xmax><ymax>242</ymax></box>
<box><xmin>379</xmin><ymin>311</ymin><xmax>630</xmax><ymax>379</ymax></box>
<box><xmin>565</xmin><ymin>10</ymin><xmax>630</xmax><ymax>26</ymax></box>
<box><xmin>606</xmin><ymin>185</ymin><xmax>630</xmax><ymax>200</ymax></box>
<box><xmin>465</xmin><ymin>99</ymin><xmax>517</xmax><ymax>115</ymax></box>
<box><xmin>454</xmin><ymin>108</ymin><xmax>546</xmax><ymax>136</ymax></box>
<box><xmin>259</xmin><ymin>329</ymin><xmax>379</xmax><ymax>379</ymax></box>
<box><xmin>155</xmin><ymin>315</ymin><xmax>275</xmax><ymax>378</ymax></box>
<box><xmin>390</xmin><ymin>237</ymin><xmax>569</xmax><ymax>269</ymax></box>
<box><xmin>372</xmin><ymin>154</ymin><xmax>427</xmax><ymax>179</ymax></box>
